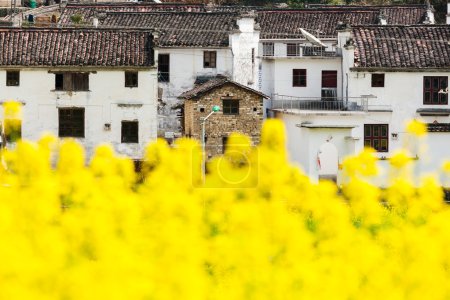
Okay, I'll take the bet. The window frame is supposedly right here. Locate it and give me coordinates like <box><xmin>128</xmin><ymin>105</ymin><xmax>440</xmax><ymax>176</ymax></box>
<box><xmin>364</xmin><ymin>124</ymin><xmax>389</xmax><ymax>153</ymax></box>
<box><xmin>54</xmin><ymin>72</ymin><xmax>89</xmax><ymax>92</ymax></box>
<box><xmin>58</xmin><ymin>107</ymin><xmax>85</xmax><ymax>138</ymax></box>
<box><xmin>293</xmin><ymin>69</ymin><xmax>307</xmax><ymax>87</ymax></box>
<box><xmin>423</xmin><ymin>76</ymin><xmax>448</xmax><ymax>105</ymax></box>
<box><xmin>203</xmin><ymin>51</ymin><xmax>217</xmax><ymax>68</ymax></box>
<box><xmin>371</xmin><ymin>73</ymin><xmax>385</xmax><ymax>87</ymax></box>
<box><xmin>321</xmin><ymin>70</ymin><xmax>338</xmax><ymax>88</ymax></box>
<box><xmin>287</xmin><ymin>43</ymin><xmax>301</xmax><ymax>57</ymax></box>
<box><xmin>125</xmin><ymin>71</ymin><xmax>138</xmax><ymax>88</ymax></box>
<box><xmin>222</xmin><ymin>99</ymin><xmax>239</xmax><ymax>115</ymax></box>
<box><xmin>262</xmin><ymin>42</ymin><xmax>274</xmax><ymax>57</ymax></box>
<box><xmin>121</xmin><ymin>121</ymin><xmax>139</xmax><ymax>144</ymax></box>
<box><xmin>6</xmin><ymin>71</ymin><xmax>20</xmax><ymax>86</ymax></box>
<box><xmin>158</xmin><ymin>54</ymin><xmax>170</xmax><ymax>83</ymax></box>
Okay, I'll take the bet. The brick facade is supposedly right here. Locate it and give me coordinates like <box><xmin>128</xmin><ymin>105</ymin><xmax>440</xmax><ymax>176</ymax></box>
<box><xmin>183</xmin><ymin>82</ymin><xmax>264</xmax><ymax>158</ymax></box>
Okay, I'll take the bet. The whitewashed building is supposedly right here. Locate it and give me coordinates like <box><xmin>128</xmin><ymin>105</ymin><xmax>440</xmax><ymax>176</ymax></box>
<box><xmin>0</xmin><ymin>27</ymin><xmax>158</xmax><ymax>159</ymax></box>
<box><xmin>95</xmin><ymin>10</ymin><xmax>259</xmax><ymax>138</ymax></box>
<box><xmin>273</xmin><ymin>24</ymin><xmax>450</xmax><ymax>185</ymax></box>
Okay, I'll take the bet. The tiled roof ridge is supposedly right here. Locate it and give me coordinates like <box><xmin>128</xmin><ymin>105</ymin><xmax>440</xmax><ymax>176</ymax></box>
<box><xmin>0</xmin><ymin>26</ymin><xmax>154</xmax><ymax>32</ymax></box>
<box><xmin>308</xmin><ymin>4</ymin><xmax>428</xmax><ymax>8</ymax></box>
<box><xmin>105</xmin><ymin>11</ymin><xmax>239</xmax><ymax>15</ymax></box>
<box><xmin>352</xmin><ymin>24</ymin><xmax>450</xmax><ymax>28</ymax></box>
<box><xmin>65</xmin><ymin>2</ymin><xmax>206</xmax><ymax>7</ymax></box>
<box><xmin>179</xmin><ymin>75</ymin><xmax>269</xmax><ymax>100</ymax></box>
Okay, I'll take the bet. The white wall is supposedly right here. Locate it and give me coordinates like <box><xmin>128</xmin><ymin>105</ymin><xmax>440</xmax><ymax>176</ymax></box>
<box><xmin>0</xmin><ymin>68</ymin><xmax>158</xmax><ymax>159</ymax></box>
<box><xmin>261</xmin><ymin>56</ymin><xmax>342</xmax><ymax>99</ymax></box>
<box><xmin>278</xmin><ymin>112</ymin><xmax>365</xmax><ymax>183</ymax></box>
<box><xmin>347</xmin><ymin>71</ymin><xmax>450</xmax><ymax>178</ymax></box>
<box><xmin>230</xmin><ymin>16</ymin><xmax>260</xmax><ymax>89</ymax></box>
<box><xmin>157</xmin><ymin>47</ymin><xmax>233</xmax><ymax>135</ymax></box>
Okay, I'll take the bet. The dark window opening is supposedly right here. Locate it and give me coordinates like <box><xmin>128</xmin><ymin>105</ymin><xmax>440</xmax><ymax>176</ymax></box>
<box><xmin>59</xmin><ymin>108</ymin><xmax>85</xmax><ymax>138</ymax></box>
<box><xmin>371</xmin><ymin>73</ymin><xmax>385</xmax><ymax>87</ymax></box>
<box><xmin>287</xmin><ymin>43</ymin><xmax>300</xmax><ymax>56</ymax></box>
<box><xmin>222</xmin><ymin>99</ymin><xmax>239</xmax><ymax>115</ymax></box>
<box><xmin>424</xmin><ymin>76</ymin><xmax>448</xmax><ymax>105</ymax></box>
<box><xmin>54</xmin><ymin>73</ymin><xmax>89</xmax><ymax>91</ymax></box>
<box><xmin>204</xmin><ymin>51</ymin><xmax>217</xmax><ymax>68</ymax></box>
<box><xmin>322</xmin><ymin>70</ymin><xmax>337</xmax><ymax>88</ymax></box>
<box><xmin>158</xmin><ymin>54</ymin><xmax>170</xmax><ymax>82</ymax></box>
<box><xmin>364</xmin><ymin>124</ymin><xmax>389</xmax><ymax>152</ymax></box>
<box><xmin>121</xmin><ymin>121</ymin><xmax>139</xmax><ymax>143</ymax></box>
<box><xmin>125</xmin><ymin>71</ymin><xmax>138</xmax><ymax>87</ymax></box>
<box><xmin>199</xmin><ymin>107</ymin><xmax>205</xmax><ymax>113</ymax></box>
<box><xmin>222</xmin><ymin>136</ymin><xmax>228</xmax><ymax>154</ymax></box>
<box><xmin>293</xmin><ymin>69</ymin><xmax>307</xmax><ymax>87</ymax></box>
<box><xmin>6</xmin><ymin>71</ymin><xmax>20</xmax><ymax>86</ymax></box>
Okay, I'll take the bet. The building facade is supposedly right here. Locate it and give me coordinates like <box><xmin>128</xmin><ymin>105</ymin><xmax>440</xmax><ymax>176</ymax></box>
<box><xmin>0</xmin><ymin>27</ymin><xmax>158</xmax><ymax>159</ymax></box>
<box><xmin>179</xmin><ymin>76</ymin><xmax>266</xmax><ymax>158</ymax></box>
<box><xmin>273</xmin><ymin>24</ymin><xmax>450</xmax><ymax>185</ymax></box>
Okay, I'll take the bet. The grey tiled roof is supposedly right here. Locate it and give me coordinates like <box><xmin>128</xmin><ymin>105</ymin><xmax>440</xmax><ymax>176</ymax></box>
<box><xmin>258</xmin><ymin>5</ymin><xmax>428</xmax><ymax>39</ymax></box>
<box><xmin>58</xmin><ymin>3</ymin><xmax>253</xmax><ymax>26</ymax></box>
<box><xmin>0</xmin><ymin>27</ymin><xmax>154</xmax><ymax>67</ymax></box>
<box><xmin>179</xmin><ymin>75</ymin><xmax>268</xmax><ymax>99</ymax></box>
<box><xmin>352</xmin><ymin>25</ymin><xmax>450</xmax><ymax>69</ymax></box>
<box><xmin>101</xmin><ymin>12</ymin><xmax>238</xmax><ymax>47</ymax></box>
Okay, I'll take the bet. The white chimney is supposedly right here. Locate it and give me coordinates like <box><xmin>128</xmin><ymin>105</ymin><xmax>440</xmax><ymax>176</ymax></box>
<box><xmin>93</xmin><ymin>17</ymin><xmax>98</xmax><ymax>28</ymax></box>
<box><xmin>447</xmin><ymin>2</ymin><xmax>450</xmax><ymax>25</ymax></box>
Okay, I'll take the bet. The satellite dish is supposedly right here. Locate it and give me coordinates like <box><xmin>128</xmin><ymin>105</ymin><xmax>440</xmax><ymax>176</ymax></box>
<box><xmin>300</xmin><ymin>28</ymin><xmax>327</xmax><ymax>47</ymax></box>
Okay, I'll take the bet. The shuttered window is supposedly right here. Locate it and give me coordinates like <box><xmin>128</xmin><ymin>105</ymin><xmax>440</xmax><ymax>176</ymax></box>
<box><xmin>204</xmin><ymin>51</ymin><xmax>217</xmax><ymax>68</ymax></box>
<box><xmin>125</xmin><ymin>72</ymin><xmax>138</xmax><ymax>87</ymax></box>
<box><xmin>54</xmin><ymin>73</ymin><xmax>89</xmax><ymax>91</ymax></box>
<box><xmin>59</xmin><ymin>108</ymin><xmax>85</xmax><ymax>138</ymax></box>
<box><xmin>322</xmin><ymin>70</ymin><xmax>337</xmax><ymax>88</ymax></box>
<box><xmin>293</xmin><ymin>69</ymin><xmax>307</xmax><ymax>87</ymax></box>
<box><xmin>121</xmin><ymin>121</ymin><xmax>139</xmax><ymax>143</ymax></box>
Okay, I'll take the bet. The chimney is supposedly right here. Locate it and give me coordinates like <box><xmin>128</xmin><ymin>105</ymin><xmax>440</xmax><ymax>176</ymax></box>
<box><xmin>423</xmin><ymin>0</ymin><xmax>435</xmax><ymax>24</ymax></box>
<box><xmin>377</xmin><ymin>12</ymin><xmax>387</xmax><ymax>25</ymax></box>
<box><xmin>93</xmin><ymin>17</ymin><xmax>98</xmax><ymax>28</ymax></box>
<box><xmin>447</xmin><ymin>2</ymin><xmax>450</xmax><ymax>25</ymax></box>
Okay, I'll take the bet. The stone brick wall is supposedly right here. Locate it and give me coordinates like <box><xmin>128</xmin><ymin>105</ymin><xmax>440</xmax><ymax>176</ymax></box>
<box><xmin>183</xmin><ymin>82</ymin><xmax>263</xmax><ymax>158</ymax></box>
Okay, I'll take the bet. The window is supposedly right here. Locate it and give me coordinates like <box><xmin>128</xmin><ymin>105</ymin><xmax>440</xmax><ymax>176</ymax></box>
<box><xmin>251</xmin><ymin>48</ymin><xmax>255</xmax><ymax>64</ymax></box>
<box><xmin>222</xmin><ymin>136</ymin><xmax>228</xmax><ymax>154</ymax></box>
<box><xmin>58</xmin><ymin>108</ymin><xmax>85</xmax><ymax>138</ymax></box>
<box><xmin>293</xmin><ymin>69</ymin><xmax>307</xmax><ymax>87</ymax></box>
<box><xmin>322</xmin><ymin>70</ymin><xmax>337</xmax><ymax>88</ymax></box>
<box><xmin>364</xmin><ymin>124</ymin><xmax>388</xmax><ymax>152</ymax></box>
<box><xmin>424</xmin><ymin>76</ymin><xmax>448</xmax><ymax>105</ymax></box>
<box><xmin>222</xmin><ymin>99</ymin><xmax>239</xmax><ymax>115</ymax></box>
<box><xmin>262</xmin><ymin>42</ymin><xmax>274</xmax><ymax>56</ymax></box>
<box><xmin>203</xmin><ymin>51</ymin><xmax>217</xmax><ymax>68</ymax></box>
<box><xmin>125</xmin><ymin>71</ymin><xmax>138</xmax><ymax>87</ymax></box>
<box><xmin>121</xmin><ymin>121</ymin><xmax>139</xmax><ymax>143</ymax></box>
<box><xmin>4</xmin><ymin>119</ymin><xmax>21</xmax><ymax>142</ymax></box>
<box><xmin>158</xmin><ymin>54</ymin><xmax>170</xmax><ymax>82</ymax></box>
<box><xmin>287</xmin><ymin>43</ymin><xmax>301</xmax><ymax>56</ymax></box>
<box><xmin>54</xmin><ymin>73</ymin><xmax>89</xmax><ymax>91</ymax></box>
<box><xmin>371</xmin><ymin>73</ymin><xmax>385</xmax><ymax>87</ymax></box>
<box><xmin>6</xmin><ymin>71</ymin><xmax>20</xmax><ymax>86</ymax></box>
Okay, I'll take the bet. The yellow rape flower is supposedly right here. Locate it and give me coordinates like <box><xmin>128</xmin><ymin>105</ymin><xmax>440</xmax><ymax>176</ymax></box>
<box><xmin>406</xmin><ymin>119</ymin><xmax>427</xmax><ymax>136</ymax></box>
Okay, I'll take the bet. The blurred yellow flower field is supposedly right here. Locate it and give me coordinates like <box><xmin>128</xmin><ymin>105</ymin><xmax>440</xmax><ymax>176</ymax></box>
<box><xmin>1</xmin><ymin>102</ymin><xmax>450</xmax><ymax>299</ymax></box>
